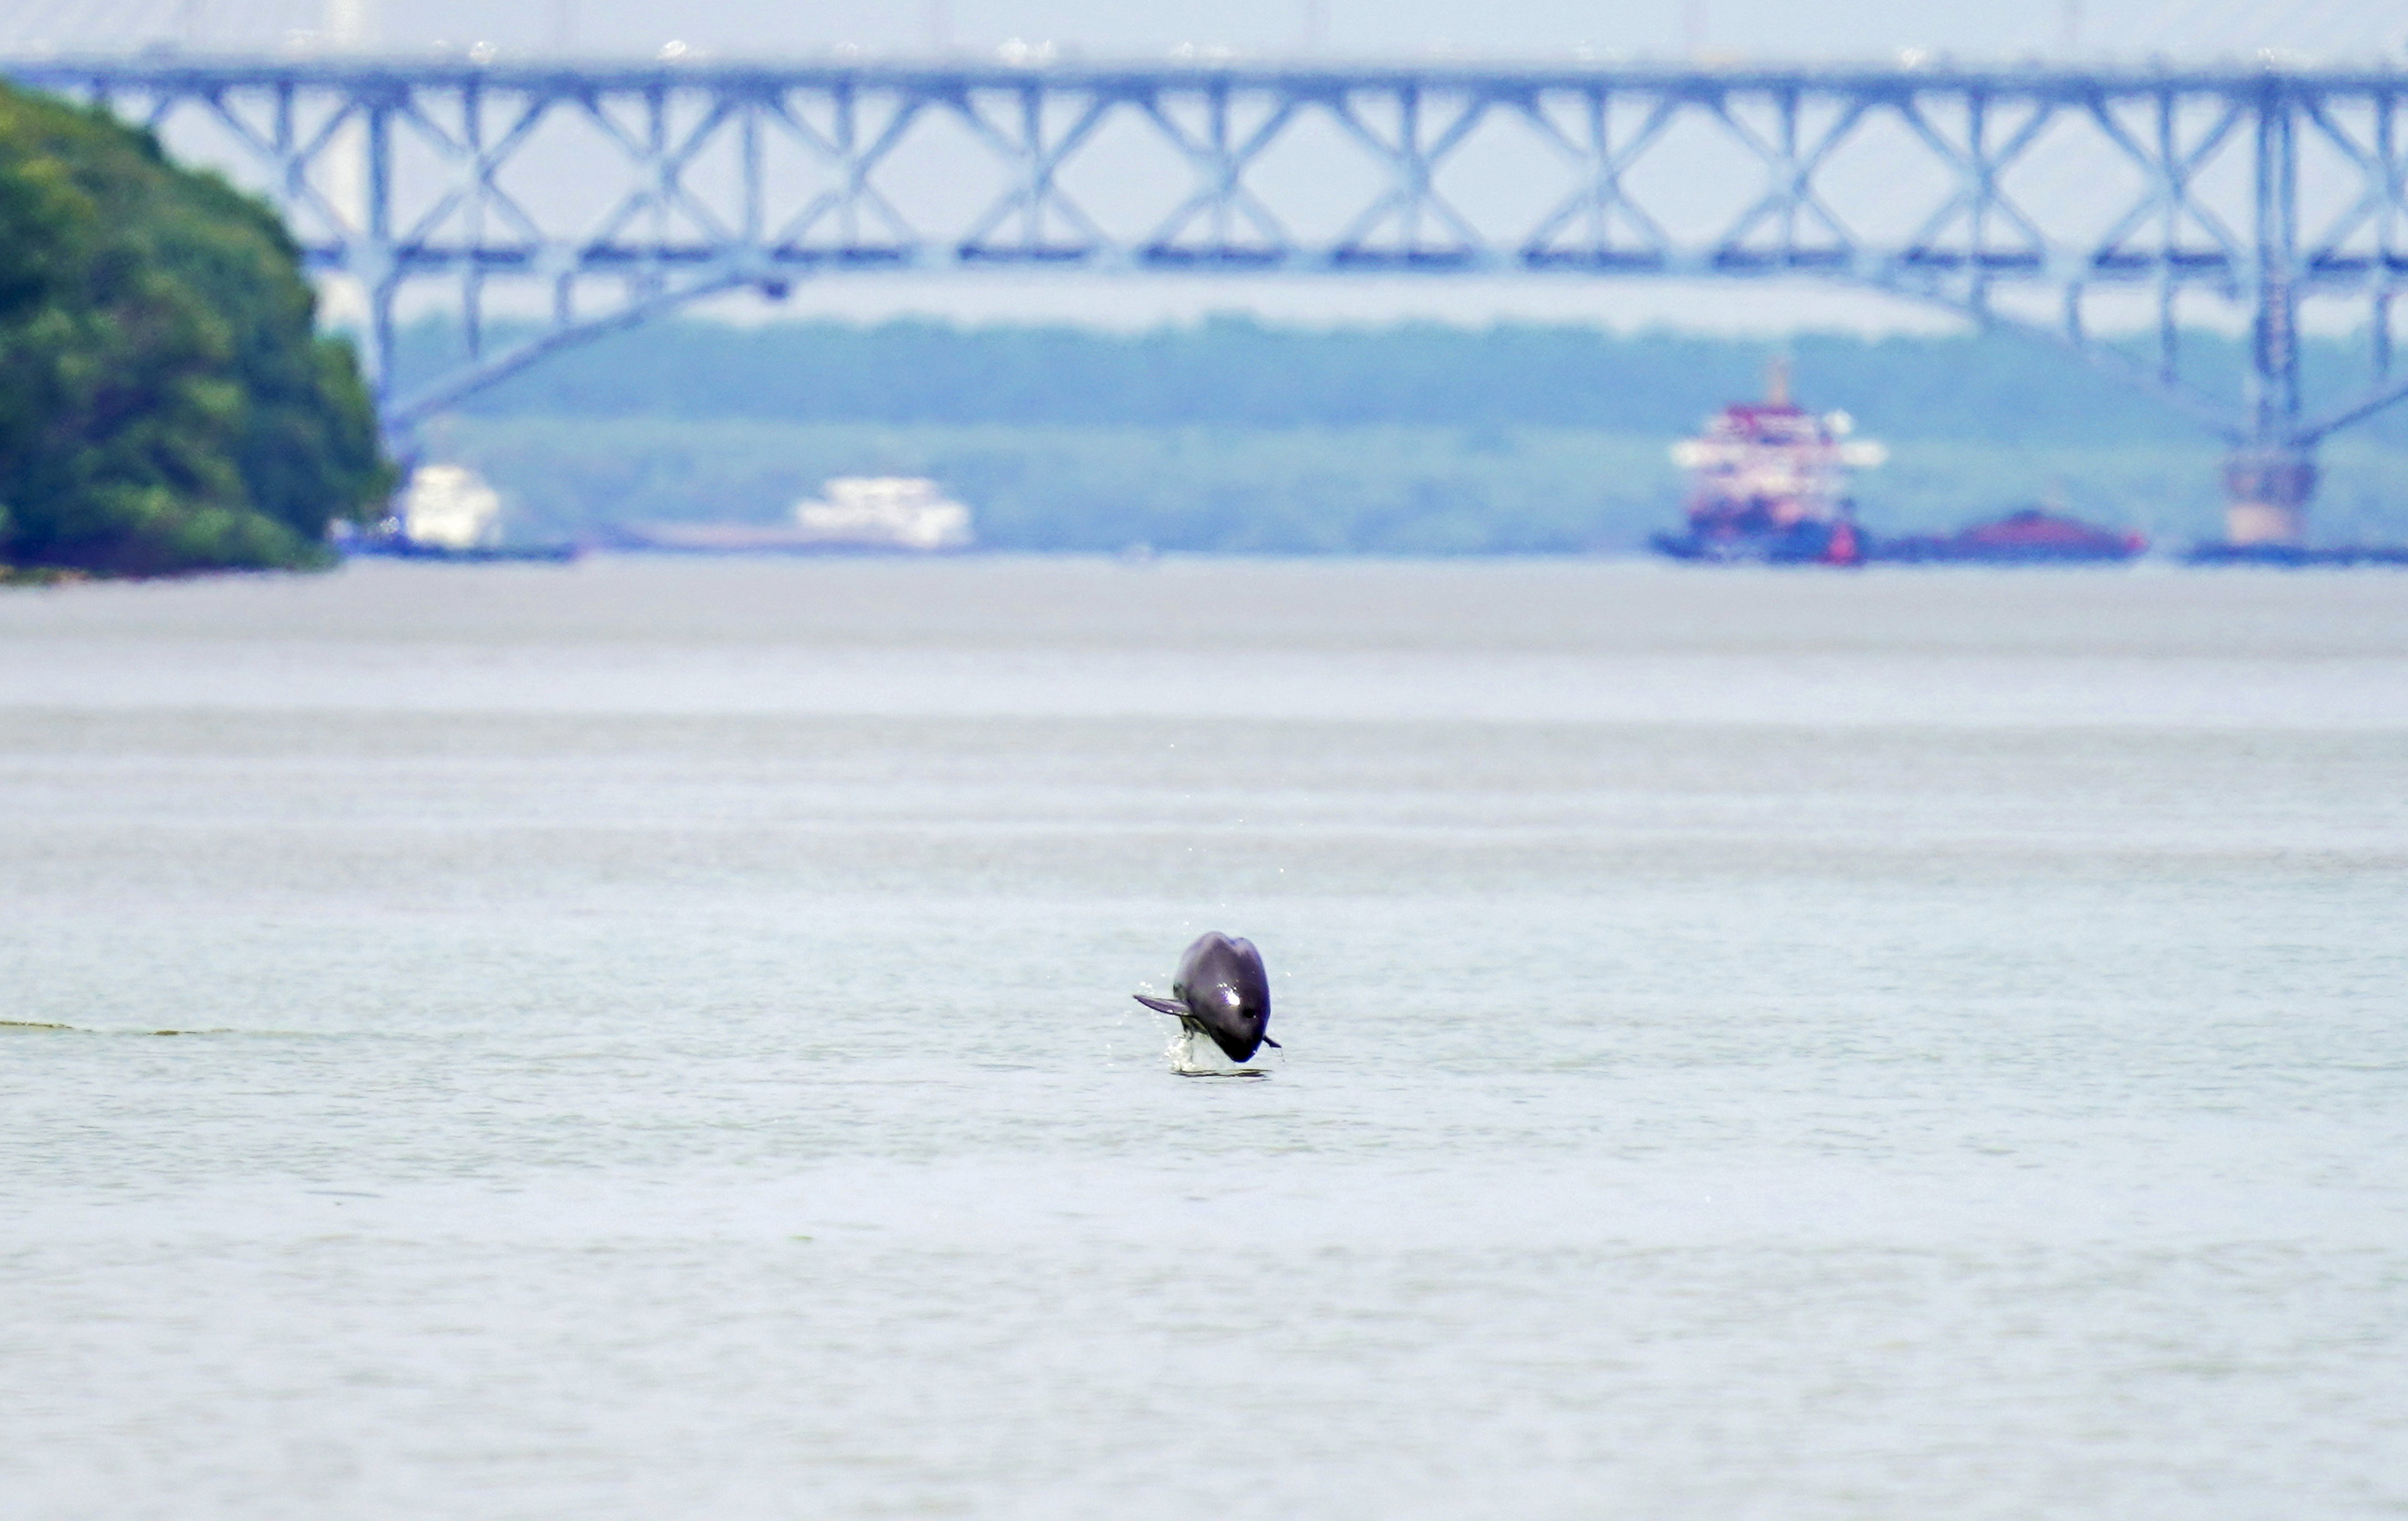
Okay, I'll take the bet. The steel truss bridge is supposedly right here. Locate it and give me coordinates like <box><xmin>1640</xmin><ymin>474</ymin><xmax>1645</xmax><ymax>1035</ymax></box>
<box><xmin>12</xmin><ymin>55</ymin><xmax>2408</xmax><ymax>540</ymax></box>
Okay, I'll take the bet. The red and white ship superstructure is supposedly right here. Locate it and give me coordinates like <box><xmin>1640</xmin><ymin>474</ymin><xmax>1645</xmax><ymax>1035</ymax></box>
<box><xmin>1652</xmin><ymin>359</ymin><xmax>1888</xmax><ymax>564</ymax></box>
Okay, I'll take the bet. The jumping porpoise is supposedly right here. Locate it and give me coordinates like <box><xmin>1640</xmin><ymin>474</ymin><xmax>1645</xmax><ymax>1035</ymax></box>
<box><xmin>1135</xmin><ymin>931</ymin><xmax>1280</xmax><ymax>1062</ymax></box>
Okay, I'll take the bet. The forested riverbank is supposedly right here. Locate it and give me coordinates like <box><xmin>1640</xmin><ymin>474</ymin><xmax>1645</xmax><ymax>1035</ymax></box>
<box><xmin>407</xmin><ymin>317</ymin><xmax>2408</xmax><ymax>552</ymax></box>
<box><xmin>0</xmin><ymin>81</ymin><xmax>388</xmax><ymax>577</ymax></box>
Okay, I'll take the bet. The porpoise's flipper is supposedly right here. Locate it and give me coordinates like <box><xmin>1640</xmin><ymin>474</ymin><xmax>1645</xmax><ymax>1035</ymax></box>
<box><xmin>1261</xmin><ymin>1035</ymin><xmax>1281</xmax><ymax>1048</ymax></box>
<box><xmin>1134</xmin><ymin>994</ymin><xmax>1185</xmax><ymax>1016</ymax></box>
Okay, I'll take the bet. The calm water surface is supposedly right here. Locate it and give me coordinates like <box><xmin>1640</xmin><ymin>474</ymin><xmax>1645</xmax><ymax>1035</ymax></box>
<box><xmin>2</xmin><ymin>558</ymin><xmax>2404</xmax><ymax>1519</ymax></box>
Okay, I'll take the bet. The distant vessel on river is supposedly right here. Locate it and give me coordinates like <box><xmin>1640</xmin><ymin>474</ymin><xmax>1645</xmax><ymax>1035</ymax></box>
<box><xmin>1875</xmin><ymin>504</ymin><xmax>2146</xmax><ymax>564</ymax></box>
<box><xmin>1649</xmin><ymin>362</ymin><xmax>2147</xmax><ymax>566</ymax></box>
<box><xmin>608</xmin><ymin>477</ymin><xmax>975</xmax><ymax>555</ymax></box>
<box><xmin>339</xmin><ymin>464</ymin><xmax>578</xmax><ymax>563</ymax></box>
<box><xmin>1651</xmin><ymin>359</ymin><xmax>1888</xmax><ymax>566</ymax></box>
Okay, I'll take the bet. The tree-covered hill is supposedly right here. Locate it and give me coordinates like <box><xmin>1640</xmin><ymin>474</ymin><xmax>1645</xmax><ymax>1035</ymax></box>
<box><xmin>402</xmin><ymin>313</ymin><xmax>2404</xmax><ymax>450</ymax></box>
<box><xmin>0</xmin><ymin>81</ymin><xmax>390</xmax><ymax>576</ymax></box>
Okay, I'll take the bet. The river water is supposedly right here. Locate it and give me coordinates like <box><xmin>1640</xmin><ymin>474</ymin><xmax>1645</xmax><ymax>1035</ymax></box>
<box><xmin>3</xmin><ymin>558</ymin><xmax>2404</xmax><ymax>1519</ymax></box>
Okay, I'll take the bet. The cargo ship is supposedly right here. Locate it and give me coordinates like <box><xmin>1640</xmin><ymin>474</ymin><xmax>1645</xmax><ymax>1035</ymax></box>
<box><xmin>1651</xmin><ymin>359</ymin><xmax>1888</xmax><ymax>565</ymax></box>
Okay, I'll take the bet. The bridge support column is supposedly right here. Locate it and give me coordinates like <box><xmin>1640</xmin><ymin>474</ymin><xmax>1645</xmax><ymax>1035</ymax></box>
<box><xmin>2221</xmin><ymin>445</ymin><xmax>2316</xmax><ymax>547</ymax></box>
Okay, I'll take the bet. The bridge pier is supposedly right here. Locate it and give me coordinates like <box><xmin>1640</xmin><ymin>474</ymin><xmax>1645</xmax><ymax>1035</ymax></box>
<box><xmin>2221</xmin><ymin>446</ymin><xmax>2317</xmax><ymax>547</ymax></box>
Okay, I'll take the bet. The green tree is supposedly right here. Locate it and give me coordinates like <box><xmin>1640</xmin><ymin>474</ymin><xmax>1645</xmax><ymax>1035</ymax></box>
<box><xmin>0</xmin><ymin>81</ymin><xmax>390</xmax><ymax>575</ymax></box>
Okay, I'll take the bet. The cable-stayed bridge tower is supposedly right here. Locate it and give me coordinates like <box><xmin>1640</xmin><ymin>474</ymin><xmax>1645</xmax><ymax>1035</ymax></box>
<box><xmin>9</xmin><ymin>52</ymin><xmax>2408</xmax><ymax>545</ymax></box>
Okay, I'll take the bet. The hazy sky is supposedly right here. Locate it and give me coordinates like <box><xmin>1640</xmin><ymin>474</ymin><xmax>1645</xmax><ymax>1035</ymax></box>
<box><xmin>4</xmin><ymin>0</ymin><xmax>2401</xmax><ymax>63</ymax></box>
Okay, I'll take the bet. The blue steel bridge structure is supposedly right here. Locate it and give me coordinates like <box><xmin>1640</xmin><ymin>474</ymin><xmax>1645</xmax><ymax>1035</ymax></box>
<box><xmin>10</xmin><ymin>54</ymin><xmax>2408</xmax><ymax>542</ymax></box>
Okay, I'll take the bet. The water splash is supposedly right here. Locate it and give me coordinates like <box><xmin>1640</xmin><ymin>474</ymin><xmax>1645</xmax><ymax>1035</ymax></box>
<box><xmin>1164</xmin><ymin>1022</ymin><xmax>1270</xmax><ymax>1080</ymax></box>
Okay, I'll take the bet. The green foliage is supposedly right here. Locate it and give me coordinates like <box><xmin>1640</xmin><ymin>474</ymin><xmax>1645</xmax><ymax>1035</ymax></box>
<box><xmin>0</xmin><ymin>81</ymin><xmax>391</xmax><ymax>575</ymax></box>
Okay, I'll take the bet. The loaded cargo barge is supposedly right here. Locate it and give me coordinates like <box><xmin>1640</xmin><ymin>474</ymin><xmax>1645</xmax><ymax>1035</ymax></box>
<box><xmin>1875</xmin><ymin>506</ymin><xmax>2145</xmax><ymax>564</ymax></box>
<box><xmin>1651</xmin><ymin>364</ymin><xmax>2147</xmax><ymax>566</ymax></box>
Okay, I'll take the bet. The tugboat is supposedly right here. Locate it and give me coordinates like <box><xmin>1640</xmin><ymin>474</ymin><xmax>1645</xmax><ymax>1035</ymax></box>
<box><xmin>1651</xmin><ymin>358</ymin><xmax>1888</xmax><ymax>565</ymax></box>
